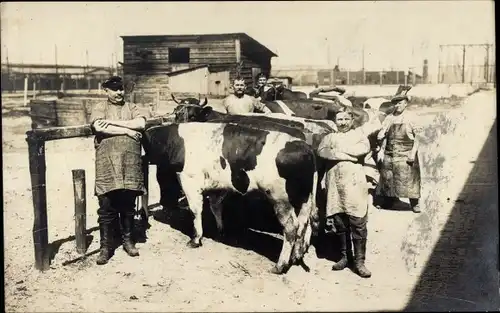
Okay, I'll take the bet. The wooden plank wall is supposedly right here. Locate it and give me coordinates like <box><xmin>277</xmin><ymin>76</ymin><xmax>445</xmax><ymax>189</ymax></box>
<box><xmin>122</xmin><ymin>36</ymin><xmax>273</xmax><ymax>98</ymax></box>
<box><xmin>125</xmin><ymin>73</ymin><xmax>170</xmax><ymax>107</ymax></box>
<box><xmin>123</xmin><ymin>38</ymin><xmax>237</xmax><ymax>74</ymax></box>
<box><xmin>232</xmin><ymin>54</ymin><xmax>271</xmax><ymax>86</ymax></box>
<box><xmin>168</xmin><ymin>67</ymin><xmax>209</xmax><ymax>94</ymax></box>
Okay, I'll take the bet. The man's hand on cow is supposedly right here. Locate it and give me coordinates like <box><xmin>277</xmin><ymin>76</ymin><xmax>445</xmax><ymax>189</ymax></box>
<box><xmin>377</xmin><ymin>153</ymin><xmax>384</xmax><ymax>164</ymax></box>
<box><xmin>95</xmin><ymin>119</ymin><xmax>110</xmax><ymax>129</ymax></box>
<box><xmin>376</xmin><ymin>131</ymin><xmax>385</xmax><ymax>142</ymax></box>
<box><xmin>126</xmin><ymin>129</ymin><xmax>143</xmax><ymax>141</ymax></box>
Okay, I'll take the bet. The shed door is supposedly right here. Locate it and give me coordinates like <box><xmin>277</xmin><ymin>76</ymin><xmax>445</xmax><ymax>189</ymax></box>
<box><xmin>252</xmin><ymin>68</ymin><xmax>262</xmax><ymax>85</ymax></box>
<box><xmin>208</xmin><ymin>71</ymin><xmax>230</xmax><ymax>96</ymax></box>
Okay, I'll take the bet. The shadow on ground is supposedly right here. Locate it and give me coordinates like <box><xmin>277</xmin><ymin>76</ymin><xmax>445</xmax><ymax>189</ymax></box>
<box><xmin>48</xmin><ymin>226</ymin><xmax>99</xmax><ymax>262</ymax></box>
<box><xmin>404</xmin><ymin>120</ymin><xmax>499</xmax><ymax>311</ymax></box>
<box><xmin>153</xmin><ymin>191</ymin><xmax>292</xmax><ymax>263</ymax></box>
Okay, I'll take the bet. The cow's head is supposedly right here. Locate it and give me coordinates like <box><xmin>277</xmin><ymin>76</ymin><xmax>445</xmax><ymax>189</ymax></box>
<box><xmin>260</xmin><ymin>84</ymin><xmax>280</xmax><ymax>101</ymax></box>
<box><xmin>171</xmin><ymin>94</ymin><xmax>208</xmax><ymax>106</ymax></box>
<box><xmin>170</xmin><ymin>94</ymin><xmax>213</xmax><ymax>122</ymax></box>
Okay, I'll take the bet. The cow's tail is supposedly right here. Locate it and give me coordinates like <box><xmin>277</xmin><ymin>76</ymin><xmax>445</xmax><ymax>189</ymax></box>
<box><xmin>309</xmin><ymin>167</ymin><xmax>319</xmax><ymax>238</ymax></box>
<box><xmin>291</xmin><ymin>144</ymin><xmax>318</xmax><ymax>265</ymax></box>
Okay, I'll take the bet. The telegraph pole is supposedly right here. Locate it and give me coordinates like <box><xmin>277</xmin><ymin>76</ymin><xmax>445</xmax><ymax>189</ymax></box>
<box><xmin>440</xmin><ymin>43</ymin><xmax>494</xmax><ymax>84</ymax></box>
<box><xmin>85</xmin><ymin>50</ymin><xmax>89</xmax><ymax>73</ymax></box>
<box><xmin>362</xmin><ymin>44</ymin><xmax>366</xmax><ymax>84</ymax></box>
<box><xmin>485</xmin><ymin>44</ymin><xmax>490</xmax><ymax>83</ymax></box>
<box><xmin>55</xmin><ymin>44</ymin><xmax>58</xmax><ymax>75</ymax></box>
<box><xmin>326</xmin><ymin>37</ymin><xmax>333</xmax><ymax>86</ymax></box>
<box><xmin>461</xmin><ymin>45</ymin><xmax>466</xmax><ymax>83</ymax></box>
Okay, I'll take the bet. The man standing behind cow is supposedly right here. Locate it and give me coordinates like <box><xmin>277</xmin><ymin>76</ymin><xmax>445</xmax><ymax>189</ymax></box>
<box><xmin>317</xmin><ymin>108</ymin><xmax>372</xmax><ymax>278</ymax></box>
<box><xmin>90</xmin><ymin>76</ymin><xmax>148</xmax><ymax>265</ymax></box>
<box><xmin>376</xmin><ymin>94</ymin><xmax>422</xmax><ymax>213</ymax></box>
<box><xmin>223</xmin><ymin>77</ymin><xmax>272</xmax><ymax>114</ymax></box>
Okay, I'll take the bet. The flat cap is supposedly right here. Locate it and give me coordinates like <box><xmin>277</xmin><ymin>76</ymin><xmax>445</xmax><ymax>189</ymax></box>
<box><xmin>391</xmin><ymin>94</ymin><xmax>409</xmax><ymax>103</ymax></box>
<box><xmin>102</xmin><ymin>76</ymin><xmax>124</xmax><ymax>90</ymax></box>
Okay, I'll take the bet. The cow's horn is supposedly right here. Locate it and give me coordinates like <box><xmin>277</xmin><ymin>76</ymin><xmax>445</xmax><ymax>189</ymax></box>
<box><xmin>171</xmin><ymin>94</ymin><xmax>181</xmax><ymax>104</ymax></box>
<box><xmin>201</xmin><ymin>97</ymin><xmax>208</xmax><ymax>107</ymax></box>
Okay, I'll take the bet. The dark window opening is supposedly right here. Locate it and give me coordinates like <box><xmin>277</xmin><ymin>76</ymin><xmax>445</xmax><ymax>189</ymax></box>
<box><xmin>169</xmin><ymin>48</ymin><xmax>190</xmax><ymax>64</ymax></box>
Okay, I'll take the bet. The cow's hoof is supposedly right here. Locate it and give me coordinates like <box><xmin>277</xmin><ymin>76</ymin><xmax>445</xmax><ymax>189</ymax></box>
<box><xmin>298</xmin><ymin>259</ymin><xmax>311</xmax><ymax>272</ymax></box>
<box><xmin>187</xmin><ymin>239</ymin><xmax>202</xmax><ymax>248</ymax></box>
<box><xmin>270</xmin><ymin>266</ymin><xmax>285</xmax><ymax>275</ymax></box>
<box><xmin>214</xmin><ymin>230</ymin><xmax>226</xmax><ymax>243</ymax></box>
<box><xmin>270</xmin><ymin>263</ymin><xmax>291</xmax><ymax>275</ymax></box>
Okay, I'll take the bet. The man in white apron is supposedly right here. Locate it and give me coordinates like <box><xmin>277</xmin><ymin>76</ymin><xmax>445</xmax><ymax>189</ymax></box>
<box><xmin>317</xmin><ymin>108</ymin><xmax>373</xmax><ymax>278</ymax></box>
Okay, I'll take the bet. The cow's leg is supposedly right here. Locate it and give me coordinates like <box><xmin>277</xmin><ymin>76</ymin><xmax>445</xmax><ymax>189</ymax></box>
<box><xmin>291</xmin><ymin>190</ymin><xmax>317</xmax><ymax>271</ymax></box>
<box><xmin>271</xmin><ymin>200</ymin><xmax>299</xmax><ymax>275</ymax></box>
<box><xmin>207</xmin><ymin>193</ymin><xmax>225</xmax><ymax>240</ymax></box>
<box><xmin>156</xmin><ymin>165</ymin><xmax>183</xmax><ymax>211</ymax></box>
<box><xmin>180</xmin><ymin>178</ymin><xmax>204</xmax><ymax>248</ymax></box>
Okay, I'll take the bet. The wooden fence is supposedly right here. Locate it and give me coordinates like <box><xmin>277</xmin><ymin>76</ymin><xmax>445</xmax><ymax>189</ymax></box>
<box><xmin>26</xmin><ymin>117</ymin><xmax>165</xmax><ymax>271</ymax></box>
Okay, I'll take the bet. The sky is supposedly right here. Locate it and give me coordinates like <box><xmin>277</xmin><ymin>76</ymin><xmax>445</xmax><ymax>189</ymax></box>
<box><xmin>1</xmin><ymin>1</ymin><xmax>495</xmax><ymax>80</ymax></box>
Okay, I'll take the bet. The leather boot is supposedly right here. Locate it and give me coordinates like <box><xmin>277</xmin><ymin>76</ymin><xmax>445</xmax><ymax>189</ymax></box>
<box><xmin>353</xmin><ymin>238</ymin><xmax>371</xmax><ymax>278</ymax></box>
<box><xmin>331</xmin><ymin>232</ymin><xmax>349</xmax><ymax>271</ymax></box>
<box><xmin>120</xmin><ymin>214</ymin><xmax>139</xmax><ymax>257</ymax></box>
<box><xmin>410</xmin><ymin>198</ymin><xmax>421</xmax><ymax>213</ymax></box>
<box><xmin>96</xmin><ymin>223</ymin><xmax>113</xmax><ymax>265</ymax></box>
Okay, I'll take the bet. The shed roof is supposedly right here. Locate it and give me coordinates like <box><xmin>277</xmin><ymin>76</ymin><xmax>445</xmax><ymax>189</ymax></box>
<box><xmin>120</xmin><ymin>32</ymin><xmax>278</xmax><ymax>57</ymax></box>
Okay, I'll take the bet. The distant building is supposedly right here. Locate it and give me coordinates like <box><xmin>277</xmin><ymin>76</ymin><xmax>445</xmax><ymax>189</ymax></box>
<box><xmin>1</xmin><ymin>63</ymin><xmax>113</xmax><ymax>92</ymax></box>
<box><xmin>120</xmin><ymin>33</ymin><xmax>277</xmax><ymax>99</ymax></box>
<box><xmin>317</xmin><ymin>69</ymin><xmax>423</xmax><ymax>85</ymax></box>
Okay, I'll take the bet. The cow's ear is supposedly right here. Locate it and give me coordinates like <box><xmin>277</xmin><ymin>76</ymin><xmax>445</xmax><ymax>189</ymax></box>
<box><xmin>200</xmin><ymin>106</ymin><xmax>213</xmax><ymax>120</ymax></box>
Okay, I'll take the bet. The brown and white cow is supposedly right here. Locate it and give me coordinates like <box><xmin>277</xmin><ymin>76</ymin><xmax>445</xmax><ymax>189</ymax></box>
<box><xmin>142</xmin><ymin>121</ymin><xmax>319</xmax><ymax>274</ymax></box>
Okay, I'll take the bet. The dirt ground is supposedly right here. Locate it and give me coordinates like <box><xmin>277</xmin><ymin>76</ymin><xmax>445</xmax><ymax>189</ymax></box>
<box><xmin>3</xmin><ymin>91</ymin><xmax>498</xmax><ymax>312</ymax></box>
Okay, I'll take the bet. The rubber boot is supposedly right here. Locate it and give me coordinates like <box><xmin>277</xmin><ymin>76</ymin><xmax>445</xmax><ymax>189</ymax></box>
<box><xmin>96</xmin><ymin>223</ymin><xmax>113</xmax><ymax>265</ymax></box>
<box><xmin>120</xmin><ymin>214</ymin><xmax>139</xmax><ymax>257</ymax></box>
<box><xmin>352</xmin><ymin>238</ymin><xmax>371</xmax><ymax>278</ymax></box>
<box><xmin>110</xmin><ymin>218</ymin><xmax>122</xmax><ymax>250</ymax></box>
<box><xmin>331</xmin><ymin>232</ymin><xmax>349</xmax><ymax>271</ymax></box>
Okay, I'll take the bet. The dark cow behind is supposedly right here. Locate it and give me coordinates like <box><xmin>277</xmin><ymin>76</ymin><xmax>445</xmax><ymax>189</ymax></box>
<box><xmin>142</xmin><ymin>121</ymin><xmax>319</xmax><ymax>274</ymax></box>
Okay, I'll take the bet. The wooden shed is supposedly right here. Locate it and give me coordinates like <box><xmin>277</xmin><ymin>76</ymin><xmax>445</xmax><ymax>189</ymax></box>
<box><xmin>120</xmin><ymin>33</ymin><xmax>277</xmax><ymax>99</ymax></box>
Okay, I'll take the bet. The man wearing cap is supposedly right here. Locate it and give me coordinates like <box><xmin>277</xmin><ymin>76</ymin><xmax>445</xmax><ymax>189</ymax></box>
<box><xmin>376</xmin><ymin>94</ymin><xmax>422</xmax><ymax>213</ymax></box>
<box><xmin>90</xmin><ymin>75</ymin><xmax>149</xmax><ymax>265</ymax></box>
<box><xmin>223</xmin><ymin>77</ymin><xmax>272</xmax><ymax>115</ymax></box>
<box><xmin>248</xmin><ymin>72</ymin><xmax>273</xmax><ymax>100</ymax></box>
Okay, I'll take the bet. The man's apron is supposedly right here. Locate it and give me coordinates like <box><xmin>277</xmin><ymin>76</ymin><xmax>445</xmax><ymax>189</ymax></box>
<box><xmin>325</xmin><ymin>160</ymin><xmax>369</xmax><ymax>218</ymax></box>
<box><xmin>378</xmin><ymin>123</ymin><xmax>421</xmax><ymax>198</ymax></box>
<box><xmin>94</xmin><ymin>103</ymin><xmax>145</xmax><ymax>197</ymax></box>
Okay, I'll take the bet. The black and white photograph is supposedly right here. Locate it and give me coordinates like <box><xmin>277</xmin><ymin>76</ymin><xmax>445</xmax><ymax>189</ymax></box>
<box><xmin>2</xmin><ymin>1</ymin><xmax>498</xmax><ymax>311</ymax></box>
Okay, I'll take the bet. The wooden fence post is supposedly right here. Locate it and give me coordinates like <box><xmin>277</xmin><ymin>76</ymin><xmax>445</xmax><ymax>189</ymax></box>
<box><xmin>72</xmin><ymin>169</ymin><xmax>86</xmax><ymax>254</ymax></box>
<box><xmin>24</xmin><ymin>76</ymin><xmax>28</xmax><ymax>106</ymax></box>
<box><xmin>26</xmin><ymin>133</ymin><xmax>50</xmax><ymax>271</ymax></box>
